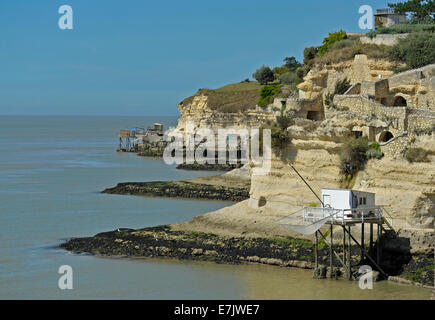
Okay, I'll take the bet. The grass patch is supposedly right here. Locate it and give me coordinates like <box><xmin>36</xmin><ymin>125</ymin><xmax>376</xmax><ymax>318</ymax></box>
<box><xmin>314</xmin><ymin>41</ymin><xmax>390</xmax><ymax>67</ymax></box>
<box><xmin>405</xmin><ymin>147</ymin><xmax>431</xmax><ymax>163</ymax></box>
<box><xmin>268</xmin><ymin>237</ymin><xmax>313</xmax><ymax>249</ymax></box>
<box><xmin>367</xmin><ymin>23</ymin><xmax>435</xmax><ymax>38</ymax></box>
<box><xmin>180</xmin><ymin>82</ymin><xmax>262</xmax><ymax>113</ymax></box>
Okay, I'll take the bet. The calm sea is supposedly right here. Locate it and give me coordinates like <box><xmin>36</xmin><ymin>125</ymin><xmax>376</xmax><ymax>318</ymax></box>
<box><xmin>0</xmin><ymin>116</ymin><xmax>431</xmax><ymax>299</ymax></box>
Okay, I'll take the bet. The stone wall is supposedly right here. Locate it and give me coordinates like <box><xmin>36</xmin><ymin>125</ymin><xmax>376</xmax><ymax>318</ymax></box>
<box><xmin>408</xmin><ymin>109</ymin><xmax>435</xmax><ymax>135</ymax></box>
<box><xmin>360</xmin><ymin>33</ymin><xmax>408</xmax><ymax>46</ymax></box>
<box><xmin>333</xmin><ymin>95</ymin><xmax>408</xmax><ymax>132</ymax></box>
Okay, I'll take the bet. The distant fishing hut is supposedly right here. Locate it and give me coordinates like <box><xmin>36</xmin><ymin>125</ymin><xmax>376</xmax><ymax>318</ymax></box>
<box><xmin>117</xmin><ymin>123</ymin><xmax>164</xmax><ymax>152</ymax></box>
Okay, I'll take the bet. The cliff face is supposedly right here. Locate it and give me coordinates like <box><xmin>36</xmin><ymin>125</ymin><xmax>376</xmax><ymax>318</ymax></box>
<box><xmin>175</xmin><ymin>83</ymin><xmax>275</xmax><ymax>132</ymax></box>
<box><xmin>175</xmin><ymin>56</ymin><xmax>435</xmax><ymax>234</ymax></box>
<box><xmin>297</xmin><ymin>55</ymin><xmax>399</xmax><ymax>99</ymax></box>
<box><xmin>249</xmin><ymin>143</ymin><xmax>434</xmax><ymax>230</ymax></box>
<box><xmin>249</xmin><ymin>57</ymin><xmax>434</xmax><ymax>231</ymax></box>
<box><xmin>176</xmin><ymin>93</ymin><xmax>274</xmax><ymax>132</ymax></box>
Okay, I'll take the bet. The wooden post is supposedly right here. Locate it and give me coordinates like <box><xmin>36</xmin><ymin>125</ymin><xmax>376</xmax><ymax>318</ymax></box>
<box><xmin>330</xmin><ymin>224</ymin><xmax>333</xmax><ymax>278</ymax></box>
<box><xmin>315</xmin><ymin>231</ymin><xmax>318</xmax><ymax>270</ymax></box>
<box><xmin>377</xmin><ymin>223</ymin><xmax>381</xmax><ymax>265</ymax></box>
<box><xmin>342</xmin><ymin>226</ymin><xmax>346</xmax><ymax>277</ymax></box>
<box><xmin>361</xmin><ymin>222</ymin><xmax>365</xmax><ymax>263</ymax></box>
<box><xmin>348</xmin><ymin>225</ymin><xmax>352</xmax><ymax>280</ymax></box>
<box><xmin>369</xmin><ymin>223</ymin><xmax>374</xmax><ymax>257</ymax></box>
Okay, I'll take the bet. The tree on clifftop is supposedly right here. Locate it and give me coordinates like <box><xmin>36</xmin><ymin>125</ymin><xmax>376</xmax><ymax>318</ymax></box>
<box><xmin>388</xmin><ymin>0</ymin><xmax>435</xmax><ymax>23</ymax></box>
<box><xmin>283</xmin><ymin>56</ymin><xmax>302</xmax><ymax>71</ymax></box>
<box><xmin>253</xmin><ymin>65</ymin><xmax>275</xmax><ymax>85</ymax></box>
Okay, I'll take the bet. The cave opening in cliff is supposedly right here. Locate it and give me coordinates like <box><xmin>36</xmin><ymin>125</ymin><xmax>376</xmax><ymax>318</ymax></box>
<box><xmin>393</xmin><ymin>96</ymin><xmax>407</xmax><ymax>107</ymax></box>
<box><xmin>352</xmin><ymin>130</ymin><xmax>363</xmax><ymax>139</ymax></box>
<box><xmin>379</xmin><ymin>131</ymin><xmax>394</xmax><ymax>143</ymax></box>
<box><xmin>306</xmin><ymin>111</ymin><xmax>323</xmax><ymax>121</ymax></box>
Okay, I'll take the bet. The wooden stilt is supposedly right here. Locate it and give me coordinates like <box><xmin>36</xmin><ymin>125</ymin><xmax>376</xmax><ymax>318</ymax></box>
<box><xmin>377</xmin><ymin>223</ymin><xmax>381</xmax><ymax>265</ymax></box>
<box><xmin>343</xmin><ymin>226</ymin><xmax>387</xmax><ymax>278</ymax></box>
<box><xmin>348</xmin><ymin>225</ymin><xmax>352</xmax><ymax>280</ymax></box>
<box><xmin>342</xmin><ymin>226</ymin><xmax>346</xmax><ymax>278</ymax></box>
<box><xmin>315</xmin><ymin>231</ymin><xmax>318</xmax><ymax>270</ymax></box>
<box><xmin>369</xmin><ymin>223</ymin><xmax>373</xmax><ymax>257</ymax></box>
<box><xmin>330</xmin><ymin>224</ymin><xmax>333</xmax><ymax>278</ymax></box>
<box><xmin>361</xmin><ymin>222</ymin><xmax>365</xmax><ymax>263</ymax></box>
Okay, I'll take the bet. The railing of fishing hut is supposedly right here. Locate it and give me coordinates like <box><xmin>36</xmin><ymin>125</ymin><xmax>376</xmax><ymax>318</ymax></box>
<box><xmin>303</xmin><ymin>206</ymin><xmax>386</xmax><ymax>225</ymax></box>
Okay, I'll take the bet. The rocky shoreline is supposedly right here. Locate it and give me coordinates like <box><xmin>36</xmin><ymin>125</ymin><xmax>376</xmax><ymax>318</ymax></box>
<box><xmin>102</xmin><ymin>181</ymin><xmax>250</xmax><ymax>202</ymax></box>
<box><xmin>60</xmin><ymin>225</ymin><xmax>434</xmax><ymax>287</ymax></box>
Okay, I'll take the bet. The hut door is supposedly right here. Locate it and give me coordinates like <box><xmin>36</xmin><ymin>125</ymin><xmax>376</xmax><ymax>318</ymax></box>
<box><xmin>322</xmin><ymin>194</ymin><xmax>331</xmax><ymax>208</ymax></box>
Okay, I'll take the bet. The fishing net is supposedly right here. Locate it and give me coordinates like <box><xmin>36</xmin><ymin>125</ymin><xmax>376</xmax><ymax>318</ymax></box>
<box><xmin>275</xmin><ymin>209</ymin><xmax>340</xmax><ymax>235</ymax></box>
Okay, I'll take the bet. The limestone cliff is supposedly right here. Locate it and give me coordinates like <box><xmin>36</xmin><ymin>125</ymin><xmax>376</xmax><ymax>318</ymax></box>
<box><xmin>174</xmin><ymin>55</ymin><xmax>435</xmax><ymax>239</ymax></box>
<box><xmin>175</xmin><ymin>83</ymin><xmax>275</xmax><ymax>132</ymax></box>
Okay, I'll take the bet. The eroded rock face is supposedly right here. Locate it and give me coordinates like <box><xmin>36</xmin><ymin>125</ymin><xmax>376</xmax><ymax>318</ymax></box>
<box><xmin>175</xmin><ymin>94</ymin><xmax>275</xmax><ymax>132</ymax></box>
<box><xmin>297</xmin><ymin>56</ymin><xmax>398</xmax><ymax>99</ymax></box>
<box><xmin>248</xmin><ymin>133</ymin><xmax>434</xmax><ymax>231</ymax></box>
<box><xmin>174</xmin><ymin>57</ymin><xmax>434</xmax><ymax>236</ymax></box>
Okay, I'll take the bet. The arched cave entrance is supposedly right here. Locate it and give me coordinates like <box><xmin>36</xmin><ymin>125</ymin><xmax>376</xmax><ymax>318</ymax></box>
<box><xmin>379</xmin><ymin>131</ymin><xmax>394</xmax><ymax>143</ymax></box>
<box><xmin>393</xmin><ymin>96</ymin><xmax>407</xmax><ymax>107</ymax></box>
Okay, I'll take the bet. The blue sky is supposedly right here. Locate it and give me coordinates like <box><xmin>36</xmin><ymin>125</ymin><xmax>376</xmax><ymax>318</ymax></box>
<box><xmin>0</xmin><ymin>0</ymin><xmax>397</xmax><ymax>116</ymax></box>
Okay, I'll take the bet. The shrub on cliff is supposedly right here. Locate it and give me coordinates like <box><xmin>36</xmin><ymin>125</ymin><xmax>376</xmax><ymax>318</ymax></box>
<box><xmin>259</xmin><ymin>114</ymin><xmax>293</xmax><ymax>152</ymax></box>
<box><xmin>324</xmin><ymin>78</ymin><xmax>351</xmax><ymax>107</ymax></box>
<box><xmin>405</xmin><ymin>147</ymin><xmax>431</xmax><ymax>163</ymax></box>
<box><xmin>389</xmin><ymin>32</ymin><xmax>435</xmax><ymax>68</ymax></box>
<box><xmin>253</xmin><ymin>65</ymin><xmax>275</xmax><ymax>85</ymax></box>
<box><xmin>315</xmin><ymin>42</ymin><xmax>390</xmax><ymax>66</ymax></box>
<box><xmin>339</xmin><ymin>136</ymin><xmax>370</xmax><ymax>177</ymax></box>
<box><xmin>278</xmin><ymin>71</ymin><xmax>299</xmax><ymax>85</ymax></box>
<box><xmin>340</xmin><ymin>137</ymin><xmax>384</xmax><ymax>178</ymax></box>
<box><xmin>276</xmin><ymin>114</ymin><xmax>294</xmax><ymax>130</ymax></box>
<box><xmin>366</xmin><ymin>142</ymin><xmax>384</xmax><ymax>160</ymax></box>
<box><xmin>257</xmin><ymin>85</ymin><xmax>280</xmax><ymax>107</ymax></box>
<box><xmin>318</xmin><ymin>30</ymin><xmax>347</xmax><ymax>56</ymax></box>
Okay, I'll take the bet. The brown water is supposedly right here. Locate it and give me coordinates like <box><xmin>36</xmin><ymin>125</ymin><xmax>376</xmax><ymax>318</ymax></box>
<box><xmin>143</xmin><ymin>258</ymin><xmax>432</xmax><ymax>300</ymax></box>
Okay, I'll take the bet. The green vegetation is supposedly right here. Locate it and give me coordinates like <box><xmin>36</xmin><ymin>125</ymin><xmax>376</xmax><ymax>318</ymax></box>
<box><xmin>367</xmin><ymin>23</ymin><xmax>435</xmax><ymax>38</ymax></box>
<box><xmin>214</xmin><ymin>82</ymin><xmax>262</xmax><ymax>93</ymax></box>
<box><xmin>388</xmin><ymin>0</ymin><xmax>435</xmax><ymax>24</ymax></box>
<box><xmin>253</xmin><ymin>56</ymin><xmax>302</xmax><ymax>90</ymax></box>
<box><xmin>324</xmin><ymin>78</ymin><xmax>351</xmax><ymax>107</ymax></box>
<box><xmin>180</xmin><ymin>82</ymin><xmax>262</xmax><ymax>113</ymax></box>
<box><xmin>257</xmin><ymin>85</ymin><xmax>281</xmax><ymax>107</ymax></box>
<box><xmin>253</xmin><ymin>65</ymin><xmax>275</xmax><ymax>85</ymax></box>
<box><xmin>318</xmin><ymin>30</ymin><xmax>348</xmax><ymax>56</ymax></box>
<box><xmin>278</xmin><ymin>71</ymin><xmax>299</xmax><ymax>86</ymax></box>
<box><xmin>315</xmin><ymin>41</ymin><xmax>390</xmax><ymax>66</ymax></box>
<box><xmin>405</xmin><ymin>147</ymin><xmax>431</xmax><ymax>162</ymax></box>
<box><xmin>366</xmin><ymin>142</ymin><xmax>384</xmax><ymax>160</ymax></box>
<box><xmin>297</xmin><ymin>46</ymin><xmax>318</xmax><ymax>79</ymax></box>
<box><xmin>268</xmin><ymin>237</ymin><xmax>313</xmax><ymax>249</ymax></box>
<box><xmin>318</xmin><ymin>229</ymin><xmax>330</xmax><ymax>250</ymax></box>
<box><xmin>389</xmin><ymin>32</ymin><xmax>435</xmax><ymax>68</ymax></box>
<box><xmin>283</xmin><ymin>56</ymin><xmax>302</xmax><ymax>71</ymax></box>
<box><xmin>339</xmin><ymin>136</ymin><xmax>384</xmax><ymax>178</ymax></box>
<box><xmin>402</xmin><ymin>264</ymin><xmax>434</xmax><ymax>283</ymax></box>
<box><xmin>260</xmin><ymin>108</ymin><xmax>294</xmax><ymax>150</ymax></box>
